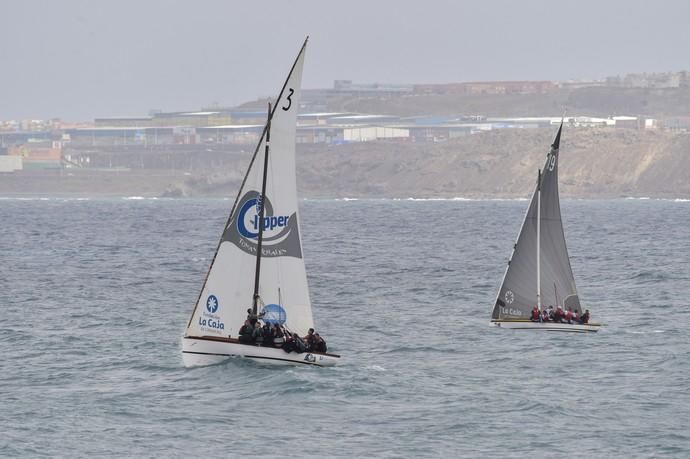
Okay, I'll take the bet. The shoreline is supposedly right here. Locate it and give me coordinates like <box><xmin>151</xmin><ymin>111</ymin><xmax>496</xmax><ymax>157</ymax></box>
<box><xmin>1</xmin><ymin>192</ymin><xmax>689</xmax><ymax>202</ymax></box>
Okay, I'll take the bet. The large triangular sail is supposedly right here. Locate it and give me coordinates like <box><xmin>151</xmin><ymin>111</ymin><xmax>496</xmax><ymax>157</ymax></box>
<box><xmin>491</xmin><ymin>124</ymin><xmax>581</xmax><ymax>320</ymax></box>
<box><xmin>185</xmin><ymin>39</ymin><xmax>313</xmax><ymax>338</ymax></box>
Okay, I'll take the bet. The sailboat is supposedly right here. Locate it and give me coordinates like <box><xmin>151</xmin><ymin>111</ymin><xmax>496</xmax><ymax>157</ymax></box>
<box><xmin>490</xmin><ymin>122</ymin><xmax>600</xmax><ymax>332</ymax></box>
<box><xmin>181</xmin><ymin>38</ymin><xmax>341</xmax><ymax>366</ymax></box>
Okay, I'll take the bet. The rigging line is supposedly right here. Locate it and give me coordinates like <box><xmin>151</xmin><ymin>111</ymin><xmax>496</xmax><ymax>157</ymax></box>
<box><xmin>537</xmin><ymin>168</ymin><xmax>542</xmax><ymax>311</ymax></box>
<box><xmin>253</xmin><ymin>102</ymin><xmax>272</xmax><ymax>315</ymax></box>
<box><xmin>267</xmin><ymin>139</ymin><xmax>285</xmax><ymax>305</ymax></box>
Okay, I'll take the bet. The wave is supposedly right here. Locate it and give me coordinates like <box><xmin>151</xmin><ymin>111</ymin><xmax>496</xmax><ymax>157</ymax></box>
<box><xmin>0</xmin><ymin>196</ymin><xmax>51</xmax><ymax>201</ymax></box>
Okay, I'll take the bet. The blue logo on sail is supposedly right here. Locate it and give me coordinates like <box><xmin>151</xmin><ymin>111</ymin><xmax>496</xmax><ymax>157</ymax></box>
<box><xmin>206</xmin><ymin>295</ymin><xmax>219</xmax><ymax>313</ymax></box>
<box><xmin>223</xmin><ymin>191</ymin><xmax>304</xmax><ymax>259</ymax></box>
<box><xmin>199</xmin><ymin>294</ymin><xmax>224</xmax><ymax>333</ymax></box>
<box><xmin>260</xmin><ymin>303</ymin><xmax>287</xmax><ymax>325</ymax></box>
<box><xmin>237</xmin><ymin>197</ymin><xmax>290</xmax><ymax>239</ymax></box>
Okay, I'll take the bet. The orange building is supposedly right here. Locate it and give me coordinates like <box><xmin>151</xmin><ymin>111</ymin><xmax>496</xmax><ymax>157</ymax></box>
<box><xmin>8</xmin><ymin>142</ymin><xmax>62</xmax><ymax>169</ymax></box>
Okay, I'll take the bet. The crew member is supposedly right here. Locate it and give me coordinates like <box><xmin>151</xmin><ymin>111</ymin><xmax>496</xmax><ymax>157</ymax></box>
<box><xmin>530</xmin><ymin>306</ymin><xmax>541</xmax><ymax>322</ymax></box>
<box><xmin>239</xmin><ymin>320</ymin><xmax>254</xmax><ymax>344</ymax></box>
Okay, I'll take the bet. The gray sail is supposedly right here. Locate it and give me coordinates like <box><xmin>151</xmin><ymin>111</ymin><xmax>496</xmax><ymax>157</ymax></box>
<box><xmin>491</xmin><ymin>124</ymin><xmax>581</xmax><ymax>320</ymax></box>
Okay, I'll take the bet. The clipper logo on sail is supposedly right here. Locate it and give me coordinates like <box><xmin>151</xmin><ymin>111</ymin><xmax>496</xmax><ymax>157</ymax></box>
<box><xmin>237</xmin><ymin>197</ymin><xmax>290</xmax><ymax>239</ymax></box>
<box><xmin>223</xmin><ymin>191</ymin><xmax>304</xmax><ymax>259</ymax></box>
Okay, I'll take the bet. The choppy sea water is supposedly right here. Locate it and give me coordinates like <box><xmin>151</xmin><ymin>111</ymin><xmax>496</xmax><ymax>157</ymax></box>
<box><xmin>1</xmin><ymin>197</ymin><xmax>689</xmax><ymax>458</ymax></box>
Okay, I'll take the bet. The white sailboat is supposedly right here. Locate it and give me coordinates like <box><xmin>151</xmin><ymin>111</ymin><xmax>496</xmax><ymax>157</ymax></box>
<box><xmin>182</xmin><ymin>38</ymin><xmax>341</xmax><ymax>366</ymax></box>
<box><xmin>490</xmin><ymin>123</ymin><xmax>600</xmax><ymax>332</ymax></box>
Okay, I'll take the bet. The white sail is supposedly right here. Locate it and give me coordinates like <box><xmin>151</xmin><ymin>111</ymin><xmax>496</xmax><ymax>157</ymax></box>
<box><xmin>185</xmin><ymin>40</ymin><xmax>313</xmax><ymax>339</ymax></box>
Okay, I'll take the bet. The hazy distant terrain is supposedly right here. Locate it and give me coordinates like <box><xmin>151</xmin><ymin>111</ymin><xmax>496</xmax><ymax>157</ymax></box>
<box><xmin>300</xmin><ymin>128</ymin><xmax>690</xmax><ymax>198</ymax></box>
<box><xmin>3</xmin><ymin>127</ymin><xmax>688</xmax><ymax>198</ymax></box>
<box><xmin>298</xmin><ymin>128</ymin><xmax>690</xmax><ymax>197</ymax></box>
<box><xmin>323</xmin><ymin>87</ymin><xmax>690</xmax><ymax>118</ymax></box>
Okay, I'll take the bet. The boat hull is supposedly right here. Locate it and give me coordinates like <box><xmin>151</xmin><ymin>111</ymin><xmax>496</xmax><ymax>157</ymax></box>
<box><xmin>490</xmin><ymin>319</ymin><xmax>601</xmax><ymax>333</ymax></box>
<box><xmin>181</xmin><ymin>336</ymin><xmax>341</xmax><ymax>367</ymax></box>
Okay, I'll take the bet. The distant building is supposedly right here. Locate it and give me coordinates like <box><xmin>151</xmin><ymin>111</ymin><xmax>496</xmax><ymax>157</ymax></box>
<box><xmin>558</xmin><ymin>80</ymin><xmax>606</xmax><ymax>90</ymax></box>
<box><xmin>332</xmin><ymin>80</ymin><xmax>413</xmax><ymax>94</ymax></box>
<box><xmin>605</xmin><ymin>71</ymin><xmax>689</xmax><ymax>89</ymax></box>
<box><xmin>8</xmin><ymin>141</ymin><xmax>62</xmax><ymax>169</ymax></box>
<box><xmin>95</xmin><ymin>111</ymin><xmax>233</xmax><ymax>128</ymax></box>
<box><xmin>343</xmin><ymin>126</ymin><xmax>409</xmax><ymax>142</ymax></box>
<box><xmin>413</xmin><ymin>81</ymin><xmax>557</xmax><ymax>95</ymax></box>
<box><xmin>612</xmin><ymin>116</ymin><xmax>640</xmax><ymax>129</ymax></box>
<box><xmin>94</xmin><ymin>117</ymin><xmax>153</xmax><ymax>128</ymax></box>
<box><xmin>0</xmin><ymin>130</ymin><xmax>54</xmax><ymax>146</ymax></box>
<box><xmin>0</xmin><ymin>155</ymin><xmax>23</xmax><ymax>172</ymax></box>
<box><xmin>65</xmin><ymin>127</ymin><xmax>176</xmax><ymax>146</ymax></box>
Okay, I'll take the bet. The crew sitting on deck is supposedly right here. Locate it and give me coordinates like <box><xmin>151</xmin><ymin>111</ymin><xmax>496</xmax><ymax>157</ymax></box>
<box><xmin>252</xmin><ymin>322</ymin><xmax>264</xmax><ymax>345</ymax></box>
<box><xmin>540</xmin><ymin>308</ymin><xmax>549</xmax><ymax>322</ymax></box>
<box><xmin>293</xmin><ymin>333</ymin><xmax>307</xmax><ymax>353</ymax></box>
<box><xmin>282</xmin><ymin>333</ymin><xmax>294</xmax><ymax>353</ymax></box>
<box><xmin>246</xmin><ymin>308</ymin><xmax>258</xmax><ymax>326</ymax></box>
<box><xmin>303</xmin><ymin>328</ymin><xmax>317</xmax><ymax>351</ymax></box>
<box><xmin>579</xmin><ymin>309</ymin><xmax>590</xmax><ymax>324</ymax></box>
<box><xmin>530</xmin><ymin>306</ymin><xmax>541</xmax><ymax>322</ymax></box>
<box><xmin>282</xmin><ymin>333</ymin><xmax>307</xmax><ymax>354</ymax></box>
<box><xmin>262</xmin><ymin>322</ymin><xmax>273</xmax><ymax>346</ymax></box>
<box><xmin>564</xmin><ymin>307</ymin><xmax>574</xmax><ymax>324</ymax></box>
<box><xmin>553</xmin><ymin>306</ymin><xmax>565</xmax><ymax>323</ymax></box>
<box><xmin>573</xmin><ymin>309</ymin><xmax>580</xmax><ymax>323</ymax></box>
<box><xmin>313</xmin><ymin>333</ymin><xmax>327</xmax><ymax>353</ymax></box>
<box><xmin>239</xmin><ymin>320</ymin><xmax>254</xmax><ymax>344</ymax></box>
<box><xmin>272</xmin><ymin>324</ymin><xmax>285</xmax><ymax>348</ymax></box>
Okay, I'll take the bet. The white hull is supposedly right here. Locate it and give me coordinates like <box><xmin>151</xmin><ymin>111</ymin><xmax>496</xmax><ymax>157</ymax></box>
<box><xmin>490</xmin><ymin>319</ymin><xmax>601</xmax><ymax>333</ymax></box>
<box><xmin>181</xmin><ymin>336</ymin><xmax>340</xmax><ymax>367</ymax></box>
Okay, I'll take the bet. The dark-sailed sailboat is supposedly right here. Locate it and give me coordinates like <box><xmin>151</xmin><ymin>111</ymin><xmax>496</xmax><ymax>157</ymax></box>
<box><xmin>490</xmin><ymin>122</ymin><xmax>600</xmax><ymax>332</ymax></box>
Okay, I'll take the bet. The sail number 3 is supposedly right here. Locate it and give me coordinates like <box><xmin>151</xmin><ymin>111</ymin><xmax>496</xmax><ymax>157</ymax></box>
<box><xmin>282</xmin><ymin>88</ymin><xmax>294</xmax><ymax>111</ymax></box>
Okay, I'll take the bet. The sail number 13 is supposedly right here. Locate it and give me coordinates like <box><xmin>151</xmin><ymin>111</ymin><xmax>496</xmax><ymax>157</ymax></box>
<box><xmin>282</xmin><ymin>88</ymin><xmax>294</xmax><ymax>111</ymax></box>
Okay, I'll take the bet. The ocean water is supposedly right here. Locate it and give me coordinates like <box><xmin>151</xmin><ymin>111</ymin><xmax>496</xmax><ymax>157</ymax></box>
<box><xmin>1</xmin><ymin>197</ymin><xmax>689</xmax><ymax>458</ymax></box>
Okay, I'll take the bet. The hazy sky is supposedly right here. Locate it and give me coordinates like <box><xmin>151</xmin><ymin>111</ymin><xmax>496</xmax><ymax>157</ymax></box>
<box><xmin>2</xmin><ymin>0</ymin><xmax>689</xmax><ymax>120</ymax></box>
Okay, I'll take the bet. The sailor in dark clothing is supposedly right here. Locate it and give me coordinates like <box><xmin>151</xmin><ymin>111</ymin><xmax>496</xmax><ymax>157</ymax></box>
<box><xmin>292</xmin><ymin>333</ymin><xmax>307</xmax><ymax>353</ymax></box>
<box><xmin>262</xmin><ymin>322</ymin><xmax>274</xmax><ymax>347</ymax></box>
<box><xmin>579</xmin><ymin>309</ymin><xmax>590</xmax><ymax>324</ymax></box>
<box><xmin>303</xmin><ymin>328</ymin><xmax>316</xmax><ymax>351</ymax></box>
<box><xmin>313</xmin><ymin>333</ymin><xmax>327</xmax><ymax>353</ymax></box>
<box><xmin>246</xmin><ymin>308</ymin><xmax>258</xmax><ymax>326</ymax></box>
<box><xmin>238</xmin><ymin>320</ymin><xmax>254</xmax><ymax>344</ymax></box>
<box><xmin>282</xmin><ymin>333</ymin><xmax>295</xmax><ymax>353</ymax></box>
<box><xmin>272</xmin><ymin>324</ymin><xmax>285</xmax><ymax>348</ymax></box>
<box><xmin>252</xmin><ymin>322</ymin><xmax>264</xmax><ymax>345</ymax></box>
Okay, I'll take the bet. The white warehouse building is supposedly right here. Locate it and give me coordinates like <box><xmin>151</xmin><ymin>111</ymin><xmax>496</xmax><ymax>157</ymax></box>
<box><xmin>343</xmin><ymin>126</ymin><xmax>409</xmax><ymax>142</ymax></box>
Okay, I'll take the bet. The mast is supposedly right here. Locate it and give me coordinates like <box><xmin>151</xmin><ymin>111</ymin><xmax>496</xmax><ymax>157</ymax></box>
<box><xmin>536</xmin><ymin>168</ymin><xmax>542</xmax><ymax>311</ymax></box>
<box><xmin>253</xmin><ymin>102</ymin><xmax>272</xmax><ymax>315</ymax></box>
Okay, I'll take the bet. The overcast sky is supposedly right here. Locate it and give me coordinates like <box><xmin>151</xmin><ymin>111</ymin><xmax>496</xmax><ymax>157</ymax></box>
<box><xmin>2</xmin><ymin>0</ymin><xmax>689</xmax><ymax>120</ymax></box>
